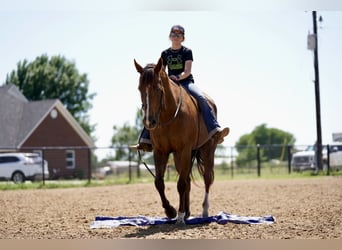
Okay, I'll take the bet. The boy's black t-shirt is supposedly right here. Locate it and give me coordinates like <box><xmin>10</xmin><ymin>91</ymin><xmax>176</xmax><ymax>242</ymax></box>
<box><xmin>161</xmin><ymin>46</ymin><xmax>194</xmax><ymax>83</ymax></box>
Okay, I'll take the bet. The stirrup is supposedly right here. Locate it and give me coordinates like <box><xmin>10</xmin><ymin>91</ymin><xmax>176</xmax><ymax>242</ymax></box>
<box><xmin>129</xmin><ymin>143</ymin><xmax>153</xmax><ymax>152</ymax></box>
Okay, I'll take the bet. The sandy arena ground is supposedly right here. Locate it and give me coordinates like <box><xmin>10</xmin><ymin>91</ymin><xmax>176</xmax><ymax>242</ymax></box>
<box><xmin>0</xmin><ymin>177</ymin><xmax>341</xmax><ymax>239</ymax></box>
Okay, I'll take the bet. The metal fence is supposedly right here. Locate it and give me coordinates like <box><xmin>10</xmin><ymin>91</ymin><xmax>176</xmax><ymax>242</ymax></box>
<box><xmin>95</xmin><ymin>144</ymin><xmax>339</xmax><ymax>181</ymax></box>
<box><xmin>1</xmin><ymin>144</ymin><xmax>340</xmax><ymax>185</ymax></box>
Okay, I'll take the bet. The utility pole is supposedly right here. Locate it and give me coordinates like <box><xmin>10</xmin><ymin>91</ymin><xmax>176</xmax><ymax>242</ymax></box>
<box><xmin>312</xmin><ymin>11</ymin><xmax>323</xmax><ymax>171</ymax></box>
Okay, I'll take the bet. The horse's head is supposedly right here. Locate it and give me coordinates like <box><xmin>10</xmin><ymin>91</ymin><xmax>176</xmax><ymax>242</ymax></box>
<box><xmin>134</xmin><ymin>57</ymin><xmax>165</xmax><ymax>130</ymax></box>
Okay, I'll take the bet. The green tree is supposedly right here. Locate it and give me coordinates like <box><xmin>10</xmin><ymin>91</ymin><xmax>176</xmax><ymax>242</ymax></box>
<box><xmin>235</xmin><ymin>124</ymin><xmax>295</xmax><ymax>166</ymax></box>
<box><xmin>5</xmin><ymin>54</ymin><xmax>96</xmax><ymax>136</ymax></box>
<box><xmin>111</xmin><ymin>108</ymin><xmax>144</xmax><ymax>160</ymax></box>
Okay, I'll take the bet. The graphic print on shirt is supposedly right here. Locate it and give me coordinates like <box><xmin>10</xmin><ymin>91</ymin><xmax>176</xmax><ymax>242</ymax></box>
<box><xmin>166</xmin><ymin>55</ymin><xmax>183</xmax><ymax>70</ymax></box>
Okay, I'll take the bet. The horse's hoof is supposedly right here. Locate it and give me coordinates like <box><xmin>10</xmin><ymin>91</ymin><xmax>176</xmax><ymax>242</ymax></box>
<box><xmin>176</xmin><ymin>219</ymin><xmax>186</xmax><ymax>225</ymax></box>
<box><xmin>202</xmin><ymin>211</ymin><xmax>209</xmax><ymax>218</ymax></box>
<box><xmin>165</xmin><ymin>206</ymin><xmax>177</xmax><ymax>219</ymax></box>
<box><xmin>176</xmin><ymin>212</ymin><xmax>186</xmax><ymax>225</ymax></box>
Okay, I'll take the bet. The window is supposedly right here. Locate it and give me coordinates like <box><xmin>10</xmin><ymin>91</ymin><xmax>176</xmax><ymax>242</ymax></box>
<box><xmin>66</xmin><ymin>150</ymin><xmax>75</xmax><ymax>169</ymax></box>
<box><xmin>0</xmin><ymin>156</ymin><xmax>20</xmax><ymax>164</ymax></box>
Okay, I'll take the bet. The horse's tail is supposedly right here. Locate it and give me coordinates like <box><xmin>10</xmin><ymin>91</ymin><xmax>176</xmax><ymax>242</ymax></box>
<box><xmin>191</xmin><ymin>149</ymin><xmax>214</xmax><ymax>185</ymax></box>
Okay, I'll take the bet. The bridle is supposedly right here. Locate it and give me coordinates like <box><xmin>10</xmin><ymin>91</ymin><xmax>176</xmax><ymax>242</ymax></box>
<box><xmin>143</xmin><ymin>71</ymin><xmax>183</xmax><ymax>128</ymax></box>
<box><xmin>157</xmin><ymin>83</ymin><xmax>183</xmax><ymax>127</ymax></box>
<box><xmin>139</xmin><ymin>80</ymin><xmax>183</xmax><ymax>178</ymax></box>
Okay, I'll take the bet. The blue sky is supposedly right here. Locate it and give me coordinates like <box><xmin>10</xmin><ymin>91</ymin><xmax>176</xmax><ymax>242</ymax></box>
<box><xmin>1</xmin><ymin>1</ymin><xmax>341</xmax><ymax>159</ymax></box>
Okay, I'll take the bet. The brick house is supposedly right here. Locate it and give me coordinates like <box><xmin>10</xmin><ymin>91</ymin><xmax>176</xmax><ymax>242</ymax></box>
<box><xmin>0</xmin><ymin>84</ymin><xmax>95</xmax><ymax>179</ymax></box>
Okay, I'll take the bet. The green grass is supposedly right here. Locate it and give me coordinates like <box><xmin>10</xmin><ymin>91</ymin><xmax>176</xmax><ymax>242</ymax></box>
<box><xmin>0</xmin><ymin>166</ymin><xmax>340</xmax><ymax>191</ymax></box>
<box><xmin>0</xmin><ymin>174</ymin><xmax>156</xmax><ymax>191</ymax></box>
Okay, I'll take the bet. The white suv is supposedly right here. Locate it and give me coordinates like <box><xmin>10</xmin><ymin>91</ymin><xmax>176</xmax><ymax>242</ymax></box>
<box><xmin>292</xmin><ymin>144</ymin><xmax>342</xmax><ymax>171</ymax></box>
<box><xmin>327</xmin><ymin>144</ymin><xmax>342</xmax><ymax>170</ymax></box>
<box><xmin>0</xmin><ymin>153</ymin><xmax>49</xmax><ymax>183</ymax></box>
<box><xmin>291</xmin><ymin>145</ymin><xmax>318</xmax><ymax>171</ymax></box>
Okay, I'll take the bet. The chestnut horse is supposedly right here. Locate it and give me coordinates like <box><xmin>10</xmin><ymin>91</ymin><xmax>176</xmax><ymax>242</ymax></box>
<box><xmin>134</xmin><ymin>57</ymin><xmax>219</xmax><ymax>223</ymax></box>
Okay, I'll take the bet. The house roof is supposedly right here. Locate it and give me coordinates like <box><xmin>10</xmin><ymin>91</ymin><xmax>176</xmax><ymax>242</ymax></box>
<box><xmin>0</xmin><ymin>84</ymin><xmax>94</xmax><ymax>149</ymax></box>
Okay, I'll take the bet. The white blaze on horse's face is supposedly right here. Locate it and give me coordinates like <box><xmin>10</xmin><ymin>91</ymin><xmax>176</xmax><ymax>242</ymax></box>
<box><xmin>145</xmin><ymin>86</ymin><xmax>150</xmax><ymax>128</ymax></box>
<box><xmin>136</xmin><ymin>62</ymin><xmax>163</xmax><ymax>130</ymax></box>
<box><xmin>143</xmin><ymin>84</ymin><xmax>159</xmax><ymax>130</ymax></box>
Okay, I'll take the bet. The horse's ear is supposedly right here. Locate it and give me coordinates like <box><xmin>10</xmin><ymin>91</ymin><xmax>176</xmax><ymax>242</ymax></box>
<box><xmin>154</xmin><ymin>57</ymin><xmax>163</xmax><ymax>74</ymax></box>
<box><xmin>134</xmin><ymin>59</ymin><xmax>144</xmax><ymax>74</ymax></box>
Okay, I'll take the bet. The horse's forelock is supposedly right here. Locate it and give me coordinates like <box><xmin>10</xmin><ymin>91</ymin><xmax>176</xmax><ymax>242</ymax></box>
<box><xmin>144</xmin><ymin>63</ymin><xmax>156</xmax><ymax>69</ymax></box>
<box><xmin>141</xmin><ymin>64</ymin><xmax>158</xmax><ymax>86</ymax></box>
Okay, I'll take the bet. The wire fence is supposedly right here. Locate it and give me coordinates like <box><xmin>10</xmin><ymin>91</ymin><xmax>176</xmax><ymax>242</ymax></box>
<box><xmin>1</xmin><ymin>144</ymin><xmax>341</xmax><ymax>185</ymax></box>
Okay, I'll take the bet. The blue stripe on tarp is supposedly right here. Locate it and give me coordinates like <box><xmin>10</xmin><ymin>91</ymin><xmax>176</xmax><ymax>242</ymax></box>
<box><xmin>90</xmin><ymin>211</ymin><xmax>275</xmax><ymax>229</ymax></box>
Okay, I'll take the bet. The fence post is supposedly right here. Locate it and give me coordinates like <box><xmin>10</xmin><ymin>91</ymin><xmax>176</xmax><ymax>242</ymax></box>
<box><xmin>87</xmin><ymin>148</ymin><xmax>91</xmax><ymax>184</ymax></box>
<box><xmin>327</xmin><ymin>144</ymin><xmax>330</xmax><ymax>176</ymax></box>
<box><xmin>41</xmin><ymin>150</ymin><xmax>45</xmax><ymax>186</ymax></box>
<box><xmin>257</xmin><ymin>144</ymin><xmax>261</xmax><ymax>177</ymax></box>
<box><xmin>287</xmin><ymin>145</ymin><xmax>292</xmax><ymax>174</ymax></box>
<box><xmin>128</xmin><ymin>148</ymin><xmax>132</xmax><ymax>183</ymax></box>
<box><xmin>134</xmin><ymin>148</ymin><xmax>141</xmax><ymax>178</ymax></box>
<box><xmin>230</xmin><ymin>146</ymin><xmax>234</xmax><ymax>178</ymax></box>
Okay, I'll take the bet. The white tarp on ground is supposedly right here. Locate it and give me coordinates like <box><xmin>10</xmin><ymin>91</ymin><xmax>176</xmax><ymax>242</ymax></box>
<box><xmin>90</xmin><ymin>211</ymin><xmax>275</xmax><ymax>229</ymax></box>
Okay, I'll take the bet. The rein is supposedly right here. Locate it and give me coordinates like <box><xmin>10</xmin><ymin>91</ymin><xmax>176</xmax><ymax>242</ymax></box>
<box><xmin>158</xmin><ymin>83</ymin><xmax>183</xmax><ymax>127</ymax></box>
<box><xmin>139</xmin><ymin>82</ymin><xmax>202</xmax><ymax>179</ymax></box>
<box><xmin>138</xmin><ymin>151</ymin><xmax>156</xmax><ymax>178</ymax></box>
<box><xmin>139</xmin><ymin>82</ymin><xmax>183</xmax><ymax>179</ymax></box>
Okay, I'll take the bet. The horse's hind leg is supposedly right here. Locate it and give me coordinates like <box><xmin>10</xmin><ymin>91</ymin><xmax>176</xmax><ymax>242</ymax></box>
<box><xmin>199</xmin><ymin>142</ymin><xmax>215</xmax><ymax>218</ymax></box>
<box><xmin>202</xmin><ymin>164</ymin><xmax>213</xmax><ymax>218</ymax></box>
<box><xmin>202</xmin><ymin>193</ymin><xmax>209</xmax><ymax>217</ymax></box>
<box><xmin>154</xmin><ymin>152</ymin><xmax>177</xmax><ymax>219</ymax></box>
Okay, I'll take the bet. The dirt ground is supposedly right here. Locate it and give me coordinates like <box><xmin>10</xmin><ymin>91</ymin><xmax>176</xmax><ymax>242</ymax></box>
<box><xmin>0</xmin><ymin>177</ymin><xmax>341</xmax><ymax>239</ymax></box>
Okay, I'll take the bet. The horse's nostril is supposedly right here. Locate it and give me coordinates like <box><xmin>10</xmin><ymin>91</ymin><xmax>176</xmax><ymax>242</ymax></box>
<box><xmin>144</xmin><ymin>117</ymin><xmax>157</xmax><ymax>129</ymax></box>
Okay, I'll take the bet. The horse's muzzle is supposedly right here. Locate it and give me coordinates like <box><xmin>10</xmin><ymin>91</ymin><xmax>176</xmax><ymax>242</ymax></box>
<box><xmin>144</xmin><ymin>116</ymin><xmax>158</xmax><ymax>130</ymax></box>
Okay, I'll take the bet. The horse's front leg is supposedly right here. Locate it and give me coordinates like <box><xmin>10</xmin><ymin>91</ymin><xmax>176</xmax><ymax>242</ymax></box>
<box><xmin>174</xmin><ymin>150</ymin><xmax>192</xmax><ymax>224</ymax></box>
<box><xmin>176</xmin><ymin>174</ymin><xmax>191</xmax><ymax>224</ymax></box>
<box><xmin>154</xmin><ymin>151</ymin><xmax>177</xmax><ymax>219</ymax></box>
